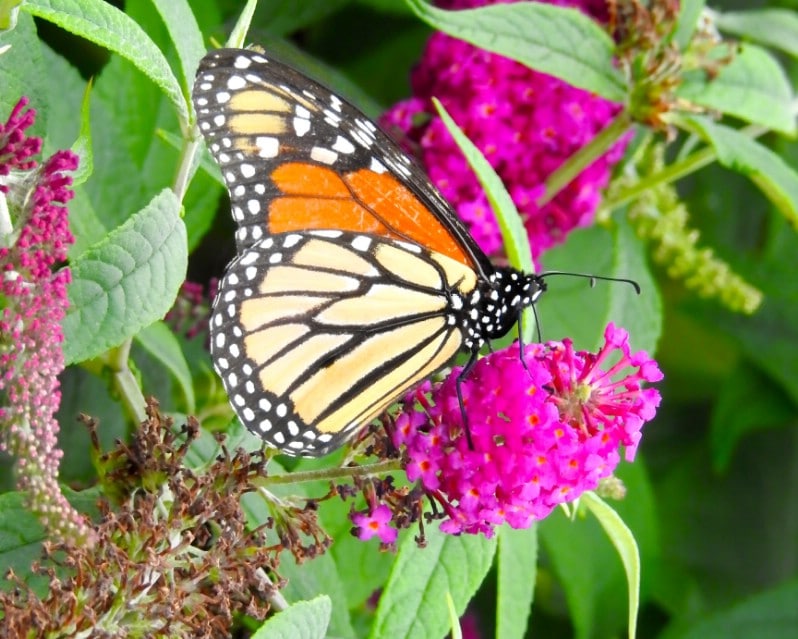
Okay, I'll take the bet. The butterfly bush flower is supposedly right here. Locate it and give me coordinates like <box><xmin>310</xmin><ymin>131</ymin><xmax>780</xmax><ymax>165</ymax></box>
<box><xmin>394</xmin><ymin>324</ymin><xmax>662</xmax><ymax>536</ymax></box>
<box><xmin>0</xmin><ymin>98</ymin><xmax>90</xmax><ymax>543</ymax></box>
<box><xmin>381</xmin><ymin>0</ymin><xmax>627</xmax><ymax>259</ymax></box>
<box><xmin>352</xmin><ymin>504</ymin><xmax>398</xmax><ymax>544</ymax></box>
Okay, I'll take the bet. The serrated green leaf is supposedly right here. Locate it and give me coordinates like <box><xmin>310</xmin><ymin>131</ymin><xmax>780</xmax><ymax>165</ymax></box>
<box><xmin>135</xmin><ymin>320</ymin><xmax>196</xmax><ymax>413</ymax></box>
<box><xmin>63</xmin><ymin>188</ymin><xmax>186</xmax><ymax>364</ymax></box>
<box><xmin>369</xmin><ymin>527</ymin><xmax>496</xmax><ymax>639</ymax></box>
<box><xmin>496</xmin><ymin>526</ymin><xmax>538</xmax><ymax>639</ymax></box>
<box><xmin>582</xmin><ymin>492</ymin><xmax>640</xmax><ymax>639</ymax></box>
<box><xmin>404</xmin><ymin>0</ymin><xmax>625</xmax><ymax>101</ymax></box>
<box><xmin>149</xmin><ymin>0</ymin><xmax>205</xmax><ymax>96</ymax></box>
<box><xmin>538</xmin><ymin>221</ymin><xmax>661</xmax><ymax>354</ymax></box>
<box><xmin>681</xmin><ymin>116</ymin><xmax>798</xmax><ymax>228</ymax></box>
<box><xmin>677</xmin><ymin>43</ymin><xmax>795</xmax><ymax>135</ymax></box>
<box><xmin>716</xmin><ymin>8</ymin><xmax>798</xmax><ymax>59</ymax></box>
<box><xmin>22</xmin><ymin>0</ymin><xmax>188</xmax><ymax>121</ymax></box>
<box><xmin>251</xmin><ymin>596</ymin><xmax>332</xmax><ymax>639</ymax></box>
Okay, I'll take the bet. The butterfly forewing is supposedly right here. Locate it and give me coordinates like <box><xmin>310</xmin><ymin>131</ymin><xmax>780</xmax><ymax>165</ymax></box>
<box><xmin>193</xmin><ymin>48</ymin><xmax>492</xmax><ymax>276</ymax></box>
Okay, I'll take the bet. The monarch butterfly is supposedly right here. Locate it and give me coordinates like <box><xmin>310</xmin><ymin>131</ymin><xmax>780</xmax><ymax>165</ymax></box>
<box><xmin>193</xmin><ymin>48</ymin><xmax>546</xmax><ymax>456</ymax></box>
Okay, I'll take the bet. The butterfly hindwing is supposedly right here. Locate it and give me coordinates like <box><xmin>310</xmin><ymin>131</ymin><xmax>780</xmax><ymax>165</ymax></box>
<box><xmin>210</xmin><ymin>230</ymin><xmax>475</xmax><ymax>456</ymax></box>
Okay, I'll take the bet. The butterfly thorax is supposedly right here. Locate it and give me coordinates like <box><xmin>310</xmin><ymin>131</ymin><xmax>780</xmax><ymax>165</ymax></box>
<box><xmin>461</xmin><ymin>267</ymin><xmax>546</xmax><ymax>351</ymax></box>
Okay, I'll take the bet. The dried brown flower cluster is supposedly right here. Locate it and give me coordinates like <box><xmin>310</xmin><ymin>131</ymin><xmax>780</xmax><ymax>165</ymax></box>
<box><xmin>609</xmin><ymin>0</ymin><xmax>735</xmax><ymax>130</ymax></box>
<box><xmin>0</xmin><ymin>399</ymin><xmax>331</xmax><ymax>638</ymax></box>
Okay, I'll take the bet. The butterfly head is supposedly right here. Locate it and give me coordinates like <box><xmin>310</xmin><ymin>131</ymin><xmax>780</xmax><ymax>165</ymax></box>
<box><xmin>477</xmin><ymin>267</ymin><xmax>547</xmax><ymax>342</ymax></box>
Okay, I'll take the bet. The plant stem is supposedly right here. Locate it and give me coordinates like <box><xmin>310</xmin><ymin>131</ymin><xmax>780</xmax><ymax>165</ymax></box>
<box><xmin>604</xmin><ymin>121</ymin><xmax>770</xmax><ymax>212</ymax></box>
<box><xmin>538</xmin><ymin>110</ymin><xmax>633</xmax><ymax>207</ymax></box>
<box><xmin>111</xmin><ymin>339</ymin><xmax>147</xmax><ymax>423</ymax></box>
<box><xmin>261</xmin><ymin>458</ymin><xmax>404</xmax><ymax>485</ymax></box>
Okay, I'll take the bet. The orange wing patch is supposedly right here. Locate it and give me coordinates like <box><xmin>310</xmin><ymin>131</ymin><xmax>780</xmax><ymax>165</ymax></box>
<box><xmin>268</xmin><ymin>163</ymin><xmax>472</xmax><ymax>267</ymax></box>
<box><xmin>345</xmin><ymin>169</ymin><xmax>471</xmax><ymax>266</ymax></box>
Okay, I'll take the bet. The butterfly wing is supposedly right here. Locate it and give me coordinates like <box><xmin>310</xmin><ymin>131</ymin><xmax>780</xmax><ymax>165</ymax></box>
<box><xmin>193</xmin><ymin>48</ymin><xmax>494</xmax><ymax>277</ymax></box>
<box><xmin>193</xmin><ymin>47</ymin><xmax>495</xmax><ymax>456</ymax></box>
<box><xmin>211</xmin><ymin>231</ymin><xmax>476</xmax><ymax>456</ymax></box>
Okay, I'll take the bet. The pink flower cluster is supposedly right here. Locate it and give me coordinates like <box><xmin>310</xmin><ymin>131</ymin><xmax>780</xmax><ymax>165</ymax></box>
<box><xmin>393</xmin><ymin>323</ymin><xmax>662</xmax><ymax>537</ymax></box>
<box><xmin>0</xmin><ymin>98</ymin><xmax>89</xmax><ymax>543</ymax></box>
<box><xmin>381</xmin><ymin>0</ymin><xmax>626</xmax><ymax>259</ymax></box>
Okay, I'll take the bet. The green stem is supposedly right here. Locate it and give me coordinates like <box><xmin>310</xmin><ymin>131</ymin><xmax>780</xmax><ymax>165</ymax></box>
<box><xmin>173</xmin><ymin>136</ymin><xmax>200</xmax><ymax>203</ymax></box>
<box><xmin>604</xmin><ymin>121</ymin><xmax>769</xmax><ymax>212</ymax></box>
<box><xmin>538</xmin><ymin>110</ymin><xmax>633</xmax><ymax>207</ymax></box>
<box><xmin>261</xmin><ymin>458</ymin><xmax>404</xmax><ymax>485</ymax></box>
<box><xmin>110</xmin><ymin>339</ymin><xmax>147</xmax><ymax>423</ymax></box>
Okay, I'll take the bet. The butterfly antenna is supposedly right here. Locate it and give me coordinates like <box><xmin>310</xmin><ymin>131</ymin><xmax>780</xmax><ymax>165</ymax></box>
<box><xmin>540</xmin><ymin>271</ymin><xmax>641</xmax><ymax>294</ymax></box>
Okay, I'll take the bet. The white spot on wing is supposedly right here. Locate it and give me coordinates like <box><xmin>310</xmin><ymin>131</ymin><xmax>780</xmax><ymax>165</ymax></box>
<box><xmin>227</xmin><ymin>75</ymin><xmax>246</xmax><ymax>90</ymax></box>
<box><xmin>332</xmin><ymin>136</ymin><xmax>355</xmax><ymax>154</ymax></box>
<box><xmin>255</xmin><ymin>136</ymin><xmax>279</xmax><ymax>158</ymax></box>
<box><xmin>294</xmin><ymin>117</ymin><xmax>311</xmax><ymax>137</ymax></box>
<box><xmin>310</xmin><ymin>146</ymin><xmax>338</xmax><ymax>165</ymax></box>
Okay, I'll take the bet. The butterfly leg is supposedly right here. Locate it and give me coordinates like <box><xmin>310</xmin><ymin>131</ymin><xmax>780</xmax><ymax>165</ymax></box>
<box><xmin>456</xmin><ymin>349</ymin><xmax>481</xmax><ymax>450</ymax></box>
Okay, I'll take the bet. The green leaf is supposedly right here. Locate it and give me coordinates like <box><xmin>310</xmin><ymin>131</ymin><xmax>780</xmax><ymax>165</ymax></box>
<box><xmin>0</xmin><ymin>12</ymin><xmax>49</xmax><ymax>140</ymax></box>
<box><xmin>279</xmin><ymin>552</ymin><xmax>357</xmax><ymax>639</ymax></box>
<box><xmin>135</xmin><ymin>320</ymin><xmax>196</xmax><ymax>413</ymax></box>
<box><xmin>22</xmin><ymin>0</ymin><xmax>188</xmax><ymax>121</ymax></box>
<box><xmin>446</xmin><ymin>592</ymin><xmax>462</xmax><ymax>639</ymax></box>
<box><xmin>432</xmin><ymin>99</ymin><xmax>532</xmax><ymax>274</ymax></box>
<box><xmin>716</xmin><ymin>8</ymin><xmax>798</xmax><ymax>59</ymax></box>
<box><xmin>63</xmin><ymin>189</ymin><xmax>187</xmax><ymax>364</ymax></box>
<box><xmin>0</xmin><ymin>0</ymin><xmax>22</xmax><ymax>30</ymax></box>
<box><xmin>496</xmin><ymin>526</ymin><xmax>538</xmax><ymax>639</ymax></box>
<box><xmin>681</xmin><ymin>116</ymin><xmax>798</xmax><ymax>228</ymax></box>
<box><xmin>665</xmin><ymin>578</ymin><xmax>798</xmax><ymax>639</ymax></box>
<box><xmin>677</xmin><ymin>44</ymin><xmax>795</xmax><ymax>136</ymax></box>
<box><xmin>326</xmin><ymin>498</ymin><xmax>395</xmax><ymax>609</ymax></box>
<box><xmin>582</xmin><ymin>493</ymin><xmax>641</xmax><ymax>639</ymax></box>
<box><xmin>539</xmin><ymin>463</ymin><xmax>657</xmax><ymax>639</ymax></box>
<box><xmin>673</xmin><ymin>0</ymin><xmax>706</xmax><ymax>50</ymax></box>
<box><xmin>251</xmin><ymin>595</ymin><xmax>332</xmax><ymax>639</ymax></box>
<box><xmin>0</xmin><ymin>491</ymin><xmax>50</xmax><ymax>594</ymax></box>
<box><xmin>404</xmin><ymin>0</ymin><xmax>625</xmax><ymax>101</ymax></box>
<box><xmin>709</xmin><ymin>364</ymin><xmax>795</xmax><ymax>473</ymax></box>
<box><xmin>149</xmin><ymin>0</ymin><xmax>205</xmax><ymax>95</ymax></box>
<box><xmin>369</xmin><ymin>526</ymin><xmax>496</xmax><ymax>639</ymax></box>
<box><xmin>251</xmin><ymin>0</ymin><xmax>350</xmax><ymax>38</ymax></box>
<box><xmin>538</xmin><ymin>220</ymin><xmax>662</xmax><ymax>354</ymax></box>
<box><xmin>69</xmin><ymin>79</ymin><xmax>94</xmax><ymax>188</ymax></box>
<box><xmin>433</xmin><ymin>97</ymin><xmax>537</xmax><ymax>341</ymax></box>
<box><xmin>0</xmin><ymin>488</ymin><xmax>101</xmax><ymax>595</ymax></box>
